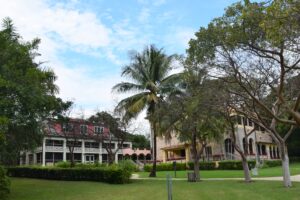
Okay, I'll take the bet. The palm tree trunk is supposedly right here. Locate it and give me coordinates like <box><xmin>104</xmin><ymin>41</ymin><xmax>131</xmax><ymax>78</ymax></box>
<box><xmin>149</xmin><ymin>121</ymin><xmax>157</xmax><ymax>177</ymax></box>
<box><xmin>149</xmin><ymin>133</ymin><xmax>157</xmax><ymax>177</ymax></box>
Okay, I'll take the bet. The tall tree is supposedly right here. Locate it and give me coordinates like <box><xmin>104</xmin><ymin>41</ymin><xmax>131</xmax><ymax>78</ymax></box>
<box><xmin>0</xmin><ymin>18</ymin><xmax>64</xmax><ymax>165</ymax></box>
<box><xmin>113</xmin><ymin>45</ymin><xmax>180</xmax><ymax>177</ymax></box>
<box><xmin>187</xmin><ymin>0</ymin><xmax>300</xmax><ymax>187</ymax></box>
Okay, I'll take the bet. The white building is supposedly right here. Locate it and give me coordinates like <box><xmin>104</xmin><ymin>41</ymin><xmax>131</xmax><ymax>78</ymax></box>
<box><xmin>20</xmin><ymin>119</ymin><xmax>132</xmax><ymax>166</ymax></box>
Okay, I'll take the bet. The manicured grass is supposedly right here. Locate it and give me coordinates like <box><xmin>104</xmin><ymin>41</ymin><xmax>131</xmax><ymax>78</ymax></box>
<box><xmin>138</xmin><ymin>163</ymin><xmax>300</xmax><ymax>178</ymax></box>
<box><xmin>8</xmin><ymin>178</ymin><xmax>300</xmax><ymax>200</ymax></box>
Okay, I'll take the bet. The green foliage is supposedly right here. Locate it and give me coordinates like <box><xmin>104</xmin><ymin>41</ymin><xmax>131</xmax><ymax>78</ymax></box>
<box><xmin>262</xmin><ymin>160</ymin><xmax>282</xmax><ymax>168</ymax></box>
<box><xmin>7</xmin><ymin>166</ymin><xmax>131</xmax><ymax>184</ymax></box>
<box><xmin>290</xmin><ymin>157</ymin><xmax>300</xmax><ymax>163</ymax></box>
<box><xmin>144</xmin><ymin>160</ymin><xmax>260</xmax><ymax>171</ymax></box>
<box><xmin>0</xmin><ymin>166</ymin><xmax>10</xmax><ymax>200</ymax></box>
<box><xmin>188</xmin><ymin>162</ymin><xmax>216</xmax><ymax>170</ymax></box>
<box><xmin>0</xmin><ymin>18</ymin><xmax>69</xmax><ymax>165</ymax></box>
<box><xmin>128</xmin><ymin>134</ymin><xmax>150</xmax><ymax>149</ymax></box>
<box><xmin>55</xmin><ymin>161</ymin><xmax>72</xmax><ymax>168</ymax></box>
<box><xmin>144</xmin><ymin>163</ymin><xmax>187</xmax><ymax>172</ymax></box>
<box><xmin>218</xmin><ymin>160</ymin><xmax>256</xmax><ymax>170</ymax></box>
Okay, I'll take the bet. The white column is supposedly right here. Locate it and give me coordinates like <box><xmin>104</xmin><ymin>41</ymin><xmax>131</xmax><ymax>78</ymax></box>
<box><xmin>63</xmin><ymin>139</ymin><xmax>66</xmax><ymax>162</ymax></box>
<box><xmin>42</xmin><ymin>138</ymin><xmax>46</xmax><ymax>167</ymax></box>
<box><xmin>270</xmin><ymin>146</ymin><xmax>273</xmax><ymax>159</ymax></box>
<box><xmin>266</xmin><ymin>145</ymin><xmax>270</xmax><ymax>159</ymax></box>
<box><xmin>33</xmin><ymin>152</ymin><xmax>37</xmax><ymax>165</ymax></box>
<box><xmin>25</xmin><ymin>152</ymin><xmax>29</xmax><ymax>165</ymax></box>
<box><xmin>99</xmin><ymin>142</ymin><xmax>102</xmax><ymax>163</ymax></box>
<box><xmin>81</xmin><ymin>140</ymin><xmax>85</xmax><ymax>163</ymax></box>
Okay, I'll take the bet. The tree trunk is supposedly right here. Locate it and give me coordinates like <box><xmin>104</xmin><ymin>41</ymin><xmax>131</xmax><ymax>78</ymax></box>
<box><xmin>108</xmin><ymin>152</ymin><xmax>115</xmax><ymax>165</ymax></box>
<box><xmin>241</xmin><ymin>157</ymin><xmax>251</xmax><ymax>183</ymax></box>
<box><xmin>193</xmin><ymin>158</ymin><xmax>200</xmax><ymax>181</ymax></box>
<box><xmin>190</xmin><ymin>131</ymin><xmax>200</xmax><ymax>181</ymax></box>
<box><xmin>279</xmin><ymin>143</ymin><xmax>292</xmax><ymax>187</ymax></box>
<box><xmin>70</xmin><ymin>151</ymin><xmax>75</xmax><ymax>167</ymax></box>
<box><xmin>149</xmin><ymin>134</ymin><xmax>157</xmax><ymax>177</ymax></box>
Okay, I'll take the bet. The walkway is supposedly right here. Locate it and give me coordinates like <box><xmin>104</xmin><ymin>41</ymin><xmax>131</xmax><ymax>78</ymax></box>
<box><xmin>131</xmin><ymin>174</ymin><xmax>300</xmax><ymax>182</ymax></box>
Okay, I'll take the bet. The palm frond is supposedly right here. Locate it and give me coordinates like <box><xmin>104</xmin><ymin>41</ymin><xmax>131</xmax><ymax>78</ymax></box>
<box><xmin>112</xmin><ymin>82</ymin><xmax>145</xmax><ymax>93</ymax></box>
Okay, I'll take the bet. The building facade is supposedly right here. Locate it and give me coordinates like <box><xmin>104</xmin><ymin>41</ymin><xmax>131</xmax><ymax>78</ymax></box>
<box><xmin>156</xmin><ymin>116</ymin><xmax>280</xmax><ymax>163</ymax></box>
<box><xmin>20</xmin><ymin>119</ymin><xmax>132</xmax><ymax>166</ymax></box>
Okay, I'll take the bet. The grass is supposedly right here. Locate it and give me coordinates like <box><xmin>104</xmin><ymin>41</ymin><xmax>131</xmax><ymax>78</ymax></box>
<box><xmin>8</xmin><ymin>178</ymin><xmax>300</xmax><ymax>200</ymax></box>
<box><xmin>138</xmin><ymin>162</ymin><xmax>300</xmax><ymax>178</ymax></box>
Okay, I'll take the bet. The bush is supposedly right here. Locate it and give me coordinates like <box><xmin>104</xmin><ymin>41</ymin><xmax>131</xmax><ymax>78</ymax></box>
<box><xmin>7</xmin><ymin>166</ymin><xmax>131</xmax><ymax>184</ymax></box>
<box><xmin>118</xmin><ymin>160</ymin><xmax>137</xmax><ymax>172</ymax></box>
<box><xmin>0</xmin><ymin>166</ymin><xmax>10</xmax><ymax>200</ymax></box>
<box><xmin>55</xmin><ymin>161</ymin><xmax>71</xmax><ymax>168</ymax></box>
<box><xmin>290</xmin><ymin>157</ymin><xmax>300</xmax><ymax>163</ymax></box>
<box><xmin>218</xmin><ymin>160</ymin><xmax>256</xmax><ymax>170</ymax></box>
<box><xmin>263</xmin><ymin>160</ymin><xmax>282</xmax><ymax>168</ymax></box>
<box><xmin>188</xmin><ymin>162</ymin><xmax>216</xmax><ymax>170</ymax></box>
<box><xmin>144</xmin><ymin>162</ymin><xmax>186</xmax><ymax>172</ymax></box>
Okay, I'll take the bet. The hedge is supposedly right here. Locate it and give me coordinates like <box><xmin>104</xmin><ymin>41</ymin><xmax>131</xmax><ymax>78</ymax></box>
<box><xmin>263</xmin><ymin>160</ymin><xmax>282</xmax><ymax>168</ymax></box>
<box><xmin>290</xmin><ymin>157</ymin><xmax>300</xmax><ymax>163</ymax></box>
<box><xmin>6</xmin><ymin>167</ymin><xmax>131</xmax><ymax>184</ymax></box>
<box><xmin>218</xmin><ymin>160</ymin><xmax>256</xmax><ymax>170</ymax></box>
<box><xmin>144</xmin><ymin>163</ymin><xmax>186</xmax><ymax>172</ymax></box>
<box><xmin>0</xmin><ymin>166</ymin><xmax>10</xmax><ymax>200</ymax></box>
<box><xmin>144</xmin><ymin>161</ymin><xmax>258</xmax><ymax>171</ymax></box>
<box><xmin>188</xmin><ymin>162</ymin><xmax>216</xmax><ymax>170</ymax></box>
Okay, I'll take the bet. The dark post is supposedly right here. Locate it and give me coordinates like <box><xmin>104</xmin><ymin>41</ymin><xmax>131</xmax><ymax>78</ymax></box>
<box><xmin>173</xmin><ymin>161</ymin><xmax>177</xmax><ymax>178</ymax></box>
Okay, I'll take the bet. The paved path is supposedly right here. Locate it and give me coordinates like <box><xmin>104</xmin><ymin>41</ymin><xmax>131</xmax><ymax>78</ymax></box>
<box><xmin>131</xmin><ymin>174</ymin><xmax>300</xmax><ymax>182</ymax></box>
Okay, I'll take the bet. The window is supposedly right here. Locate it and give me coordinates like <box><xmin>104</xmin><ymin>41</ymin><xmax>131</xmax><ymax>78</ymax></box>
<box><xmin>62</xmin><ymin>123</ymin><xmax>73</xmax><ymax>132</ymax></box>
<box><xmin>67</xmin><ymin>141</ymin><xmax>82</xmax><ymax>147</ymax></box>
<box><xmin>85</xmin><ymin>142</ymin><xmax>99</xmax><ymax>148</ymax></box>
<box><xmin>94</xmin><ymin>126</ymin><xmax>103</xmax><ymax>134</ymax></box>
<box><xmin>80</xmin><ymin>125</ymin><xmax>88</xmax><ymax>134</ymax></box>
<box><xmin>103</xmin><ymin>143</ymin><xmax>115</xmax><ymax>149</ymax></box>
<box><xmin>248</xmin><ymin>119</ymin><xmax>253</xmax><ymax>127</ymax></box>
<box><xmin>45</xmin><ymin>139</ymin><xmax>63</xmax><ymax>147</ymax></box>
<box><xmin>237</xmin><ymin>116</ymin><xmax>242</xmax><ymax>125</ymax></box>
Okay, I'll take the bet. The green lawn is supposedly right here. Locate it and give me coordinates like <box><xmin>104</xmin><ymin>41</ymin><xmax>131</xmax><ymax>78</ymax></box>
<box><xmin>138</xmin><ymin>163</ymin><xmax>300</xmax><ymax>178</ymax></box>
<box><xmin>8</xmin><ymin>178</ymin><xmax>300</xmax><ymax>200</ymax></box>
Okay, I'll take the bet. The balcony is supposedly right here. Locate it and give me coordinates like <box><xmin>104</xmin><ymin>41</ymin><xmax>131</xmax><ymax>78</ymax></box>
<box><xmin>85</xmin><ymin>148</ymin><xmax>100</xmax><ymax>153</ymax></box>
<box><xmin>45</xmin><ymin>146</ymin><xmax>64</xmax><ymax>152</ymax></box>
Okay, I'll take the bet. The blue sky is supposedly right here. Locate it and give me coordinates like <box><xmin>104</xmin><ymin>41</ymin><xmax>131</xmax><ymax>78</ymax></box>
<box><xmin>0</xmin><ymin>0</ymin><xmax>238</xmax><ymax>132</ymax></box>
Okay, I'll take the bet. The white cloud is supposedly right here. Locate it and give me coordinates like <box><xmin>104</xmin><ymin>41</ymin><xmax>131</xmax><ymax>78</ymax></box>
<box><xmin>0</xmin><ymin>0</ymin><xmax>111</xmax><ymax>58</ymax></box>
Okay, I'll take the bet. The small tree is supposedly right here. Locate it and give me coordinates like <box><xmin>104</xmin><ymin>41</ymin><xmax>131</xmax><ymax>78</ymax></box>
<box><xmin>89</xmin><ymin>112</ymin><xmax>128</xmax><ymax>165</ymax></box>
<box><xmin>156</xmin><ymin>66</ymin><xmax>224</xmax><ymax>181</ymax></box>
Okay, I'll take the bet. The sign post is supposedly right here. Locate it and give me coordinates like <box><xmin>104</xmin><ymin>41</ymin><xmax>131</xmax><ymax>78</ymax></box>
<box><xmin>167</xmin><ymin>174</ymin><xmax>173</xmax><ymax>200</ymax></box>
<box><xmin>173</xmin><ymin>161</ymin><xmax>177</xmax><ymax>178</ymax></box>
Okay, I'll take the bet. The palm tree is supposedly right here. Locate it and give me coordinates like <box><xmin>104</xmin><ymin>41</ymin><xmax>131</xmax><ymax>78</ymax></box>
<box><xmin>113</xmin><ymin>45</ymin><xmax>180</xmax><ymax>177</ymax></box>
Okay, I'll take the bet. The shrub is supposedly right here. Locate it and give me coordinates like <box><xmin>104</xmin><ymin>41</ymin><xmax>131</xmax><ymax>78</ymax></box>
<box><xmin>144</xmin><ymin>163</ymin><xmax>186</xmax><ymax>172</ymax></box>
<box><xmin>188</xmin><ymin>162</ymin><xmax>216</xmax><ymax>170</ymax></box>
<box><xmin>218</xmin><ymin>160</ymin><xmax>256</xmax><ymax>170</ymax></box>
<box><xmin>0</xmin><ymin>166</ymin><xmax>10</xmax><ymax>200</ymax></box>
<box><xmin>7</xmin><ymin>166</ymin><xmax>131</xmax><ymax>184</ymax></box>
<box><xmin>290</xmin><ymin>157</ymin><xmax>300</xmax><ymax>163</ymax></box>
<box><xmin>263</xmin><ymin>160</ymin><xmax>282</xmax><ymax>168</ymax></box>
<box><xmin>55</xmin><ymin>161</ymin><xmax>71</xmax><ymax>168</ymax></box>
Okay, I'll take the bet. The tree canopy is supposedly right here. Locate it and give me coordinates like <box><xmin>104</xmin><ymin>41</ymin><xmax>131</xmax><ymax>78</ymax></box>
<box><xmin>0</xmin><ymin>18</ymin><xmax>67</xmax><ymax>165</ymax></box>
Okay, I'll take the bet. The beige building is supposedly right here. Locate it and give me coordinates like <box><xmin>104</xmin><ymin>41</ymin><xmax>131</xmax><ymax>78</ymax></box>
<box><xmin>156</xmin><ymin>116</ymin><xmax>280</xmax><ymax>163</ymax></box>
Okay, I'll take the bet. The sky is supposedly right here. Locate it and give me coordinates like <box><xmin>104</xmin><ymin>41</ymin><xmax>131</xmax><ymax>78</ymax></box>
<box><xmin>0</xmin><ymin>0</ymin><xmax>238</xmax><ymax>134</ymax></box>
